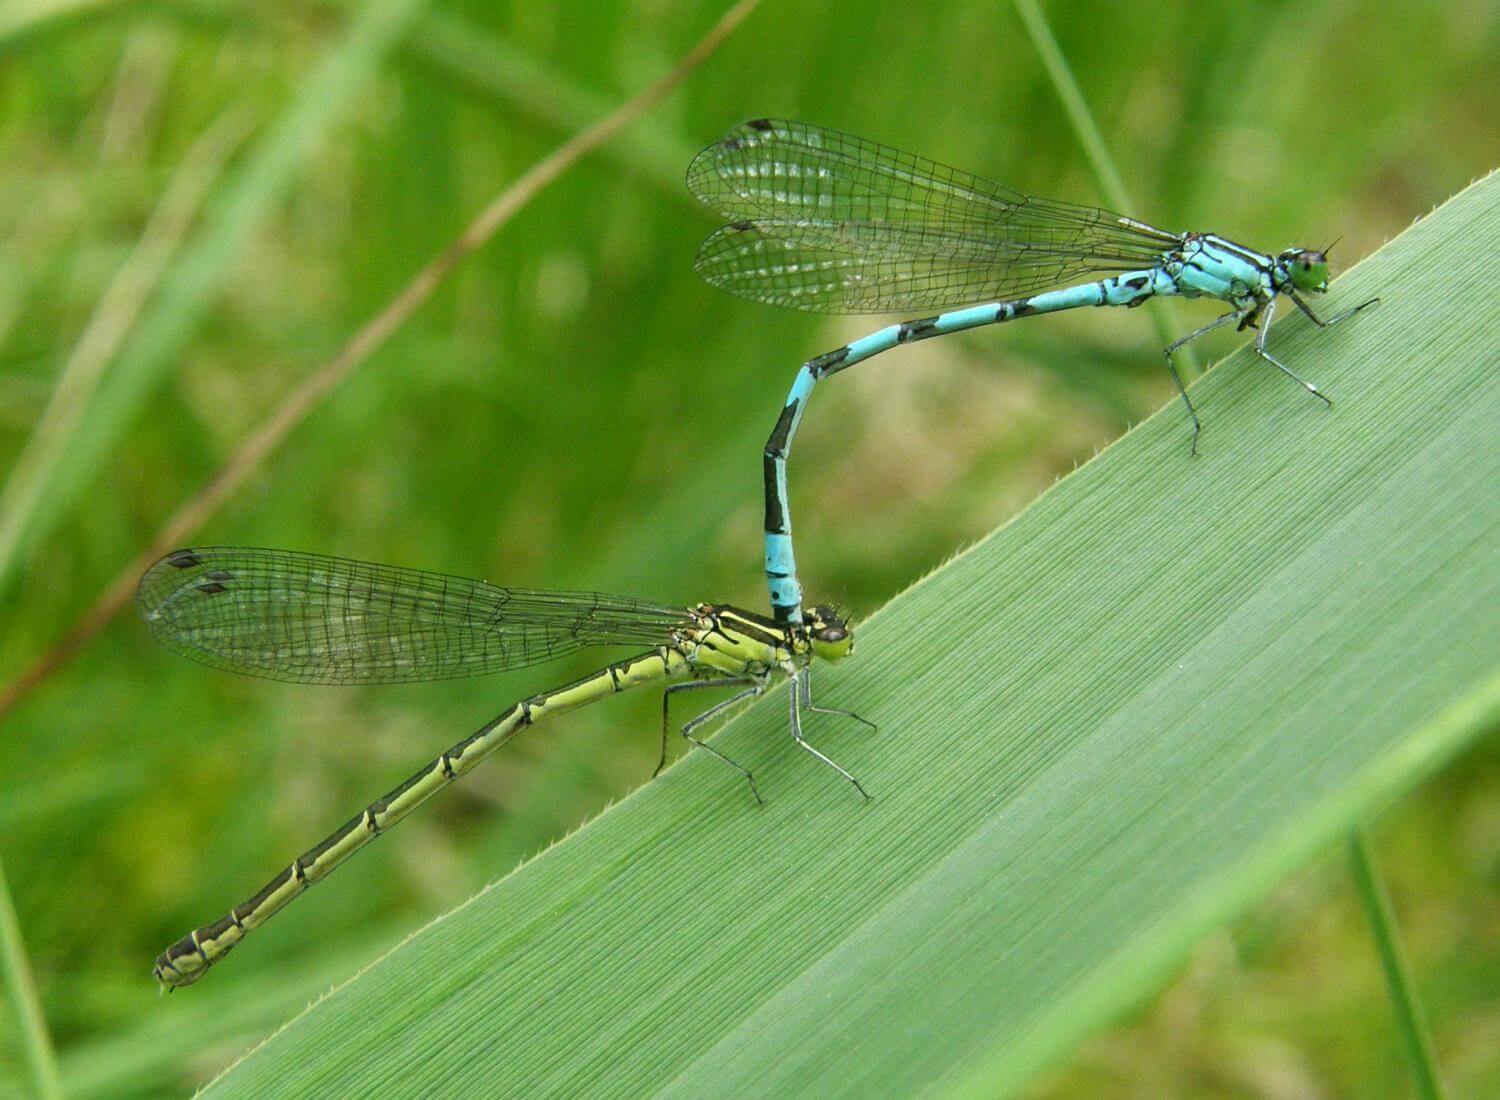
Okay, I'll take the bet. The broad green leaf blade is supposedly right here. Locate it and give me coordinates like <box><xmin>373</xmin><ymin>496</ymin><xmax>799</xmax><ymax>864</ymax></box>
<box><xmin>205</xmin><ymin>172</ymin><xmax>1497</xmax><ymax>1097</ymax></box>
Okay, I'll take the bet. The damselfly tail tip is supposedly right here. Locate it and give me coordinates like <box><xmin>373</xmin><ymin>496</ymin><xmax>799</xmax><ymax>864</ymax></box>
<box><xmin>153</xmin><ymin>942</ymin><xmax>207</xmax><ymax>990</ymax></box>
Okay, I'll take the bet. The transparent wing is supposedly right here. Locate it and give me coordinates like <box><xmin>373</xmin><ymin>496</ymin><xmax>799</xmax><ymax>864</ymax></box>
<box><xmin>138</xmin><ymin>547</ymin><xmax>692</xmax><ymax>685</ymax></box>
<box><xmin>688</xmin><ymin>119</ymin><xmax>1179</xmax><ymax>313</ymax></box>
<box><xmin>693</xmin><ymin>219</ymin><xmax>1161</xmax><ymax>313</ymax></box>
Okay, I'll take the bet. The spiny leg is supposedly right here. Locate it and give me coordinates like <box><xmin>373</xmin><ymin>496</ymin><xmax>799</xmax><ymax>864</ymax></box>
<box><xmin>1163</xmin><ymin>309</ymin><xmax>1240</xmax><ymax>455</ymax></box>
<box><xmin>1287</xmin><ymin>289</ymin><xmax>1380</xmax><ymax>328</ymax></box>
<box><xmin>797</xmin><ymin>666</ymin><xmax>877</xmax><ymax>733</ymax></box>
<box><xmin>1256</xmin><ymin>296</ymin><xmax>1332</xmax><ymax>407</ymax></box>
<box><xmin>789</xmin><ymin>669</ymin><xmax>870</xmax><ymax>801</ymax></box>
<box><xmin>660</xmin><ymin>677</ymin><xmax>766</xmax><ymax>803</ymax></box>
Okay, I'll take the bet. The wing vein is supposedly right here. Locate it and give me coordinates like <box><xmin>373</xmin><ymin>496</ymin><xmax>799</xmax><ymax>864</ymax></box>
<box><xmin>688</xmin><ymin>120</ymin><xmax>1179</xmax><ymax>313</ymax></box>
<box><xmin>137</xmin><ymin>547</ymin><xmax>691</xmax><ymax>685</ymax></box>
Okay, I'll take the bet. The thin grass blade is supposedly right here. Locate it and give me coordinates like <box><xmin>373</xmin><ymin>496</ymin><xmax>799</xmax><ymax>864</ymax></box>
<box><xmin>3</xmin><ymin>0</ymin><xmax>427</xmax><ymax>592</ymax></box>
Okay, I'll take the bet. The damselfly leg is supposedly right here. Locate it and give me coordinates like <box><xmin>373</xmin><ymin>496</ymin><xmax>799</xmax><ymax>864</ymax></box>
<box><xmin>1254</xmin><ymin>297</ymin><xmax>1332</xmax><ymax>407</ymax></box>
<box><xmin>1288</xmin><ymin>290</ymin><xmax>1380</xmax><ymax>329</ymax></box>
<box><xmin>659</xmin><ymin>676</ymin><xmax>766</xmax><ymax>803</ymax></box>
<box><xmin>789</xmin><ymin>668</ymin><xmax>870</xmax><ymax>801</ymax></box>
<box><xmin>798</xmin><ymin>667</ymin><xmax>877</xmax><ymax>734</ymax></box>
<box><xmin>1163</xmin><ymin>310</ymin><xmax>1241</xmax><ymax>454</ymax></box>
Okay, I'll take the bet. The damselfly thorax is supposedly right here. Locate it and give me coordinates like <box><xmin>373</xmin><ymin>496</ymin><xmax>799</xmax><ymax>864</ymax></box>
<box><xmin>1166</xmin><ymin>233</ymin><xmax>1283</xmax><ymax>310</ymax></box>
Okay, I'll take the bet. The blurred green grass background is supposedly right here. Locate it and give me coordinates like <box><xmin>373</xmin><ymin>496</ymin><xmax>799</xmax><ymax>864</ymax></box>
<box><xmin>0</xmin><ymin>0</ymin><xmax>1495</xmax><ymax>1095</ymax></box>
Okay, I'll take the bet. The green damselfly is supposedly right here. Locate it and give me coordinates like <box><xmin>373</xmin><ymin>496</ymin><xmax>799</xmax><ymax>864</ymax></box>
<box><xmin>141</xmin><ymin>546</ymin><xmax>869</xmax><ymax>987</ymax></box>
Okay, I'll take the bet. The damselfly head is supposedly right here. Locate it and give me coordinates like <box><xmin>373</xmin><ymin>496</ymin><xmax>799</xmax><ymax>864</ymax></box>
<box><xmin>804</xmin><ymin>605</ymin><xmax>854</xmax><ymax>662</ymax></box>
<box><xmin>1280</xmin><ymin>248</ymin><xmax>1329</xmax><ymax>293</ymax></box>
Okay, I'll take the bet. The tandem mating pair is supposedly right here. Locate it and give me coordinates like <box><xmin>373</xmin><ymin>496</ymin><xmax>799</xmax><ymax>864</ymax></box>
<box><xmin>143</xmin><ymin>119</ymin><xmax>1375</xmax><ymax>987</ymax></box>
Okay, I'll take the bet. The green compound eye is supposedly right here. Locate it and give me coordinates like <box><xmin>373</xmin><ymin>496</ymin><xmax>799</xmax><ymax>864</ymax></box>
<box><xmin>812</xmin><ymin>628</ymin><xmax>853</xmax><ymax>662</ymax></box>
<box><xmin>805</xmin><ymin>605</ymin><xmax>855</xmax><ymax>661</ymax></box>
<box><xmin>1288</xmin><ymin>249</ymin><xmax>1329</xmax><ymax>292</ymax></box>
